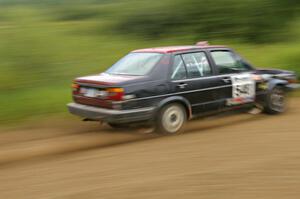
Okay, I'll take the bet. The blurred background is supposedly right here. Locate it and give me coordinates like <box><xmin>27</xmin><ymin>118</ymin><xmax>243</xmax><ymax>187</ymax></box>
<box><xmin>1</xmin><ymin>2</ymin><xmax>300</xmax><ymax>198</ymax></box>
<box><xmin>0</xmin><ymin>0</ymin><xmax>300</xmax><ymax>125</ymax></box>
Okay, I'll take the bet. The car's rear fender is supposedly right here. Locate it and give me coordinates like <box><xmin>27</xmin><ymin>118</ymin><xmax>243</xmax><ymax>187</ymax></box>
<box><xmin>155</xmin><ymin>96</ymin><xmax>192</xmax><ymax>120</ymax></box>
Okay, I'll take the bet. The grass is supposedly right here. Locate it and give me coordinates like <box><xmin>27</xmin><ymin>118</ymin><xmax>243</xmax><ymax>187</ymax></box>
<box><xmin>0</xmin><ymin>4</ymin><xmax>300</xmax><ymax>126</ymax></box>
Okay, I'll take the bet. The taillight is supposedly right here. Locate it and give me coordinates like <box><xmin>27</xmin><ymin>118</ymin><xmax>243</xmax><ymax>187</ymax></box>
<box><xmin>106</xmin><ymin>88</ymin><xmax>124</xmax><ymax>101</ymax></box>
<box><xmin>72</xmin><ymin>83</ymin><xmax>80</xmax><ymax>91</ymax></box>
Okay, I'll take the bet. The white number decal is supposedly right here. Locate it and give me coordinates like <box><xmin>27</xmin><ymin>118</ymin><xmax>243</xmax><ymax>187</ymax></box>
<box><xmin>227</xmin><ymin>74</ymin><xmax>255</xmax><ymax>105</ymax></box>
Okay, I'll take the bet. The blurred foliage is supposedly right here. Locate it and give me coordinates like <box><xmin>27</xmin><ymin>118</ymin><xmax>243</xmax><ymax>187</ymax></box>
<box><xmin>118</xmin><ymin>0</ymin><xmax>300</xmax><ymax>43</ymax></box>
<box><xmin>0</xmin><ymin>0</ymin><xmax>299</xmax><ymax>125</ymax></box>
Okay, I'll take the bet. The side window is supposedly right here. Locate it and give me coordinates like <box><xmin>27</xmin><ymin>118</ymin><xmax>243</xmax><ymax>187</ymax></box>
<box><xmin>181</xmin><ymin>52</ymin><xmax>212</xmax><ymax>78</ymax></box>
<box><xmin>211</xmin><ymin>51</ymin><xmax>250</xmax><ymax>74</ymax></box>
<box><xmin>171</xmin><ymin>55</ymin><xmax>187</xmax><ymax>80</ymax></box>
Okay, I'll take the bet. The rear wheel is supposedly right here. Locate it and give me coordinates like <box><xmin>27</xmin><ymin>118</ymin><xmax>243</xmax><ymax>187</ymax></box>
<box><xmin>264</xmin><ymin>86</ymin><xmax>287</xmax><ymax>114</ymax></box>
<box><xmin>155</xmin><ymin>103</ymin><xmax>187</xmax><ymax>135</ymax></box>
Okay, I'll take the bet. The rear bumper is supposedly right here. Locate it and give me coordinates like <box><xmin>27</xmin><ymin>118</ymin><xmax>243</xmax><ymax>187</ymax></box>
<box><xmin>67</xmin><ymin>103</ymin><xmax>155</xmax><ymax>123</ymax></box>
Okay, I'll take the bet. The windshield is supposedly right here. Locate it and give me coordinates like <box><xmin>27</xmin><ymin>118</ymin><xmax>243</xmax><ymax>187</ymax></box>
<box><xmin>106</xmin><ymin>53</ymin><xmax>163</xmax><ymax>76</ymax></box>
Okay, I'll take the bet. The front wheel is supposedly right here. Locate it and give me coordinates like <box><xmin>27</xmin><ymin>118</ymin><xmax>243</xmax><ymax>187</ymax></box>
<box><xmin>155</xmin><ymin>103</ymin><xmax>187</xmax><ymax>135</ymax></box>
<box><xmin>264</xmin><ymin>86</ymin><xmax>287</xmax><ymax>114</ymax></box>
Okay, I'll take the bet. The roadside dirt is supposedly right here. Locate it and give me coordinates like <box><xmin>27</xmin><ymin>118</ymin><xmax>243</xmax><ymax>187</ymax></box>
<box><xmin>0</xmin><ymin>99</ymin><xmax>299</xmax><ymax>199</ymax></box>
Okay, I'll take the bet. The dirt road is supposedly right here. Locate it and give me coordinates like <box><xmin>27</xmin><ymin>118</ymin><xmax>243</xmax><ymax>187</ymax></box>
<box><xmin>0</xmin><ymin>99</ymin><xmax>300</xmax><ymax>199</ymax></box>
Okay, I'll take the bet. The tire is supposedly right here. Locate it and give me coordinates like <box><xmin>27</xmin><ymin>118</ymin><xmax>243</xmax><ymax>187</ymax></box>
<box><xmin>264</xmin><ymin>86</ymin><xmax>287</xmax><ymax>114</ymax></box>
<box><xmin>107</xmin><ymin>122</ymin><xmax>129</xmax><ymax>129</ymax></box>
<box><xmin>155</xmin><ymin>103</ymin><xmax>187</xmax><ymax>135</ymax></box>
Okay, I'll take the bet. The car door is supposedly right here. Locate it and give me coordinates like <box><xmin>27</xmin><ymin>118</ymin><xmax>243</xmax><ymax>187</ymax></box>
<box><xmin>169</xmin><ymin>52</ymin><xmax>223</xmax><ymax>114</ymax></box>
<box><xmin>208</xmin><ymin>50</ymin><xmax>255</xmax><ymax>108</ymax></box>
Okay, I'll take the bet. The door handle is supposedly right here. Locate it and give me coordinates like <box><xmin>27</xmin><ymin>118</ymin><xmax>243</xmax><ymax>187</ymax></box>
<box><xmin>222</xmin><ymin>77</ymin><xmax>231</xmax><ymax>83</ymax></box>
<box><xmin>177</xmin><ymin>83</ymin><xmax>188</xmax><ymax>89</ymax></box>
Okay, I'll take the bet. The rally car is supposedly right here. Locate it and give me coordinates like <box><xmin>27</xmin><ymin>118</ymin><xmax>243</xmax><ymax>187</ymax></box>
<box><xmin>67</xmin><ymin>42</ymin><xmax>299</xmax><ymax>134</ymax></box>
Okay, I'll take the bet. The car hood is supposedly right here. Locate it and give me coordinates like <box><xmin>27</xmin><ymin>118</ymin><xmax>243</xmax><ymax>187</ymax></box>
<box><xmin>254</xmin><ymin>68</ymin><xmax>295</xmax><ymax>75</ymax></box>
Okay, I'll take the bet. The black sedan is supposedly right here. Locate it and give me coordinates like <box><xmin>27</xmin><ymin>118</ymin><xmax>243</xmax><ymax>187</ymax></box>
<box><xmin>68</xmin><ymin>42</ymin><xmax>299</xmax><ymax>134</ymax></box>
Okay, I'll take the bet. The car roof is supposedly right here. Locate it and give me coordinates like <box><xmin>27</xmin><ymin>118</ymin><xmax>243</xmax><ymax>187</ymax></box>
<box><xmin>132</xmin><ymin>44</ymin><xmax>227</xmax><ymax>54</ymax></box>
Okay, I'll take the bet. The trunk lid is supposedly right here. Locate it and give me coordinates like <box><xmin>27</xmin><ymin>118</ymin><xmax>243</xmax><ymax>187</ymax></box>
<box><xmin>75</xmin><ymin>73</ymin><xmax>145</xmax><ymax>87</ymax></box>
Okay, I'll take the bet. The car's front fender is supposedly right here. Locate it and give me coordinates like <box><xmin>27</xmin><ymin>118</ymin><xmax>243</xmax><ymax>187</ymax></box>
<box><xmin>267</xmin><ymin>78</ymin><xmax>288</xmax><ymax>91</ymax></box>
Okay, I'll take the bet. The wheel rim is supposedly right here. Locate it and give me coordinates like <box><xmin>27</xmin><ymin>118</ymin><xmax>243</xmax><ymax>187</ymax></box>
<box><xmin>162</xmin><ymin>105</ymin><xmax>185</xmax><ymax>133</ymax></box>
<box><xmin>270</xmin><ymin>88</ymin><xmax>286</xmax><ymax>112</ymax></box>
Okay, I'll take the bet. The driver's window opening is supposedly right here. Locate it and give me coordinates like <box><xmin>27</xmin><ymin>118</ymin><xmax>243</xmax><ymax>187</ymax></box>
<box><xmin>211</xmin><ymin>51</ymin><xmax>250</xmax><ymax>74</ymax></box>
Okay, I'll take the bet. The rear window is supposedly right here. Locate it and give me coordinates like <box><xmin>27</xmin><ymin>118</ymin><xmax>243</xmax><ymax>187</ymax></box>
<box><xmin>106</xmin><ymin>53</ymin><xmax>163</xmax><ymax>76</ymax></box>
